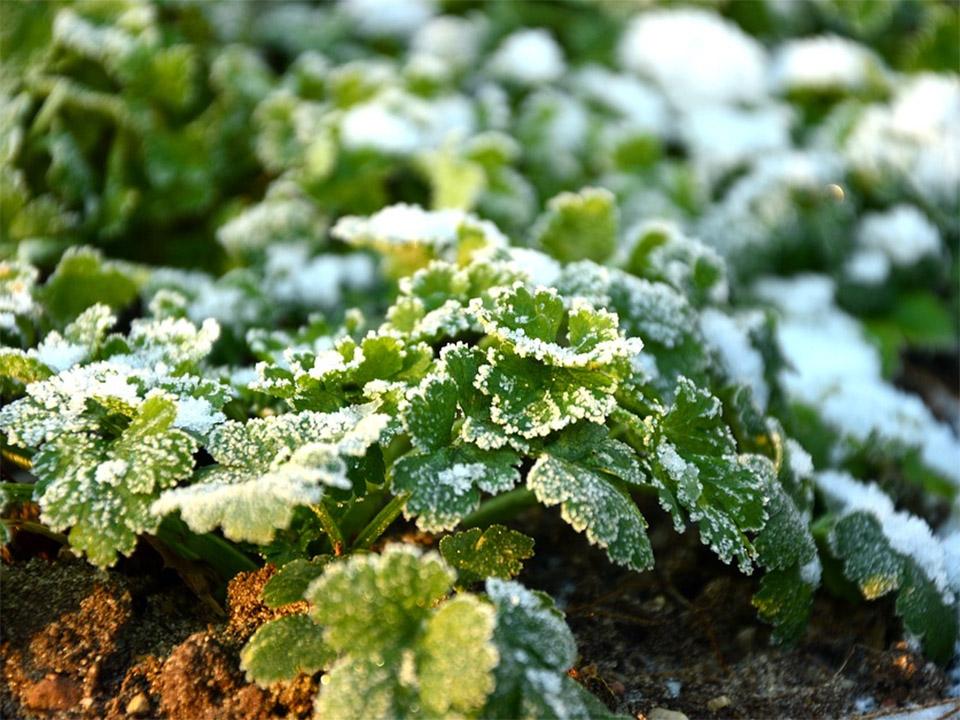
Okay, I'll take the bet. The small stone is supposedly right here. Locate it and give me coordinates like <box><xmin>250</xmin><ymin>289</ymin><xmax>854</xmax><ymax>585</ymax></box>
<box><xmin>23</xmin><ymin>674</ymin><xmax>82</xmax><ymax>711</ymax></box>
<box><xmin>648</xmin><ymin>708</ymin><xmax>689</xmax><ymax>720</ymax></box>
<box><xmin>125</xmin><ymin>692</ymin><xmax>151</xmax><ymax>716</ymax></box>
<box><xmin>707</xmin><ymin>695</ymin><xmax>731</xmax><ymax>712</ymax></box>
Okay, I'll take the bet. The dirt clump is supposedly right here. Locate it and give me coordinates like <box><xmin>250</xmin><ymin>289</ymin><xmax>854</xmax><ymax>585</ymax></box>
<box><xmin>1</xmin><ymin>556</ymin><xmax>317</xmax><ymax>719</ymax></box>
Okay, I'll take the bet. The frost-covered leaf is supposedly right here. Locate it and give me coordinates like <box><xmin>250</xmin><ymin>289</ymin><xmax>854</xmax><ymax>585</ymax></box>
<box><xmin>307</xmin><ymin>545</ymin><xmax>498</xmax><ymax>720</ymax></box>
<box><xmin>152</xmin><ymin>404</ymin><xmax>386</xmax><ymax>542</ymax></box>
<box><xmin>528</xmin><ymin>424</ymin><xmax>653</xmax><ymax>571</ymax></box>
<box><xmin>623</xmin><ymin>220</ymin><xmax>728</xmax><ymax>307</ymax></box>
<box><xmin>532</xmin><ymin>187</ymin><xmax>618</xmax><ymax>263</ymax></box>
<box><xmin>391</xmin><ymin>446</ymin><xmax>520</xmax><ymax>532</ymax></box>
<box><xmin>752</xmin><ymin>478</ymin><xmax>820</xmax><ymax>644</ymax></box>
<box><xmin>485</xmin><ymin>579</ymin><xmax>620</xmax><ymax>719</ymax></box>
<box><xmin>819</xmin><ymin>471</ymin><xmax>958</xmax><ymax>663</ymax></box>
<box><xmin>152</xmin><ymin>442</ymin><xmax>348</xmax><ymax>544</ymax></box>
<box><xmin>33</xmin><ymin>394</ymin><xmax>197</xmax><ymax>567</ymax></box>
<box><xmin>240</xmin><ymin>614</ymin><xmax>334</xmax><ymax>686</ymax></box>
<box><xmin>418</xmin><ymin>595</ymin><xmax>499</xmax><ymax>716</ymax></box>
<box><xmin>648</xmin><ymin>378</ymin><xmax>771</xmax><ymax>572</ymax></box>
<box><xmin>558</xmin><ymin>263</ymin><xmax>709</xmax><ymax>393</ymax></box>
<box><xmin>263</xmin><ymin>557</ymin><xmax>332</xmax><ymax>608</ymax></box>
<box><xmin>332</xmin><ymin>203</ymin><xmax>507</xmax><ymax>275</ymax></box>
<box><xmin>255</xmin><ymin>331</ymin><xmax>433</xmax><ymax>412</ymax></box>
<box><xmin>402</xmin><ymin>372</ymin><xmax>458</xmax><ymax>451</ymax></box>
<box><xmin>439</xmin><ymin>525</ymin><xmax>535</xmax><ymax>585</ymax></box>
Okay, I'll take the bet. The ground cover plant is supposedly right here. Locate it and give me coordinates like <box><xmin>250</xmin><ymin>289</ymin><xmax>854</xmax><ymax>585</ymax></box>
<box><xmin>1</xmin><ymin>0</ymin><xmax>958</xmax><ymax>718</ymax></box>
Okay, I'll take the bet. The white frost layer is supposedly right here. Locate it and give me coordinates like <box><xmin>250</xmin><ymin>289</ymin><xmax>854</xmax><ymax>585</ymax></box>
<box><xmin>339</xmin><ymin>0</ymin><xmax>434</xmax><ymax>38</ymax></box>
<box><xmin>845</xmin><ymin>73</ymin><xmax>960</xmax><ymax>208</ymax></box>
<box><xmin>771</xmin><ymin>35</ymin><xmax>881</xmax><ymax>93</ymax></box>
<box><xmin>855</xmin><ymin>204</ymin><xmax>941</xmax><ymax>267</ymax></box>
<box><xmin>817</xmin><ymin>470</ymin><xmax>952</xmax><ymax>601</ymax></box>
<box><xmin>265</xmin><ymin>243</ymin><xmax>376</xmax><ymax>308</ymax></box>
<box><xmin>698</xmin><ymin>308</ymin><xmax>769</xmax><ymax>410</ymax></box>
<box><xmin>573</xmin><ymin>65</ymin><xmax>670</xmax><ymax>136</ymax></box>
<box><xmin>755</xmin><ymin>275</ymin><xmax>960</xmax><ymax>486</ymax></box>
<box><xmin>333</xmin><ymin>203</ymin><xmax>507</xmax><ymax>251</ymax></box>
<box><xmin>618</xmin><ymin>8</ymin><xmax>767</xmax><ymax>107</ymax></box>
<box><xmin>488</xmin><ymin>29</ymin><xmax>565</xmax><ymax>86</ymax></box>
<box><xmin>412</xmin><ymin>15</ymin><xmax>482</xmax><ymax>69</ymax></box>
<box><xmin>680</xmin><ymin>103</ymin><xmax>792</xmax><ymax>179</ymax></box>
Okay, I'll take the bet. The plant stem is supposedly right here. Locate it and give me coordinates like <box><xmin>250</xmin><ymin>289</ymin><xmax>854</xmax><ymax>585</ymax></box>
<box><xmin>312</xmin><ymin>502</ymin><xmax>345</xmax><ymax>556</ymax></box>
<box><xmin>1</xmin><ymin>448</ymin><xmax>33</xmax><ymax>472</ymax></box>
<box><xmin>460</xmin><ymin>488</ymin><xmax>537</xmax><ymax>528</ymax></box>
<box><xmin>2</xmin><ymin>518</ymin><xmax>68</xmax><ymax>544</ymax></box>
<box><xmin>351</xmin><ymin>493</ymin><xmax>409</xmax><ymax>550</ymax></box>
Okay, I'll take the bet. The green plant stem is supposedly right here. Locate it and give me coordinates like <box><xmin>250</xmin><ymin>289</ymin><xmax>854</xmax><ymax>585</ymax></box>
<box><xmin>352</xmin><ymin>493</ymin><xmax>409</xmax><ymax>550</ymax></box>
<box><xmin>2</xmin><ymin>518</ymin><xmax>68</xmax><ymax>544</ymax></box>
<box><xmin>460</xmin><ymin>488</ymin><xmax>537</xmax><ymax>529</ymax></box>
<box><xmin>312</xmin><ymin>503</ymin><xmax>345</xmax><ymax>556</ymax></box>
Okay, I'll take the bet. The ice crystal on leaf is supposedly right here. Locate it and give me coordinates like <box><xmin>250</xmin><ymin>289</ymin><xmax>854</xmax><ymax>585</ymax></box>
<box><xmin>817</xmin><ymin>470</ymin><xmax>958</xmax><ymax>663</ymax></box>
<box><xmin>527</xmin><ymin>423</ymin><xmax>654</xmax><ymax>571</ymax></box>
<box><xmin>152</xmin><ymin>404</ymin><xmax>387</xmax><ymax>543</ymax></box>
<box><xmin>32</xmin><ymin>394</ymin><xmax>197</xmax><ymax>568</ymax></box>
<box><xmin>305</xmin><ymin>546</ymin><xmax>498</xmax><ymax>720</ymax></box>
<box><xmin>484</xmin><ymin>579</ymin><xmax>619</xmax><ymax>719</ymax></box>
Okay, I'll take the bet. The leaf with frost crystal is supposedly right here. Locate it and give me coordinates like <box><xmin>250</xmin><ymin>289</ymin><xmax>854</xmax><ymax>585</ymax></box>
<box><xmin>558</xmin><ymin>263</ymin><xmax>710</xmax><ymax>392</ymax></box>
<box><xmin>531</xmin><ymin>187</ymin><xmax>618</xmax><ymax>263</ymax></box>
<box><xmin>255</xmin><ymin>332</ymin><xmax>433</xmax><ymax>412</ymax></box>
<box><xmin>441</xmin><ymin>343</ymin><xmax>521</xmax><ymax>451</ymax></box>
<box><xmin>332</xmin><ymin>203</ymin><xmax>508</xmax><ymax>275</ymax></box>
<box><xmin>471</xmin><ymin>284</ymin><xmax>641</xmax><ymax>439</ymax></box>
<box><xmin>391</xmin><ymin>445</ymin><xmax>520</xmax><ymax>532</ymax></box>
<box><xmin>528</xmin><ymin>423</ymin><xmax>654</xmax><ymax>571</ymax></box>
<box><xmin>752</xmin><ymin>480</ymin><xmax>819</xmax><ymax>644</ymax></box>
<box><xmin>402</xmin><ymin>372</ymin><xmax>459</xmax><ymax>451</ymax></box>
<box><xmin>484</xmin><ymin>579</ymin><xmax>621</xmax><ymax>719</ymax></box>
<box><xmin>307</xmin><ymin>545</ymin><xmax>498</xmax><ymax>720</ymax></box>
<box><xmin>240</xmin><ymin>614</ymin><xmax>334</xmax><ymax>685</ymax></box>
<box><xmin>830</xmin><ymin>511</ymin><xmax>958</xmax><ymax>664</ymax></box>
<box><xmin>152</xmin><ymin>405</ymin><xmax>385</xmax><ymax>542</ymax></box>
<box><xmin>32</xmin><ymin>394</ymin><xmax>197</xmax><ymax>568</ymax></box>
<box><xmin>650</xmin><ymin>378</ymin><xmax>770</xmax><ymax>573</ymax></box>
<box><xmin>440</xmin><ymin>525</ymin><xmax>535</xmax><ymax>586</ymax></box>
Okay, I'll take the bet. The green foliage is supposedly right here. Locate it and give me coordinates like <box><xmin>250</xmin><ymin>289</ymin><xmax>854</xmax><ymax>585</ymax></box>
<box><xmin>439</xmin><ymin>525</ymin><xmax>535</xmax><ymax>585</ymax></box>
<box><xmin>32</xmin><ymin>394</ymin><xmax>197</xmax><ymax>567</ymax></box>
<box><xmin>532</xmin><ymin>187</ymin><xmax>618</xmax><ymax>263</ymax></box>
<box><xmin>307</xmin><ymin>546</ymin><xmax>498</xmax><ymax>719</ymax></box>
<box><xmin>241</xmin><ymin>614</ymin><xmax>335</xmax><ymax>686</ymax></box>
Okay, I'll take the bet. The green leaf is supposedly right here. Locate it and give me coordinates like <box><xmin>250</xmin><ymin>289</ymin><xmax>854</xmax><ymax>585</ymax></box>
<box><xmin>831</xmin><ymin>510</ymin><xmax>958</xmax><ymax>664</ymax></box>
<box><xmin>262</xmin><ymin>557</ymin><xmax>332</xmax><ymax>608</ymax></box>
<box><xmin>528</xmin><ymin>425</ymin><xmax>653</xmax><ymax>572</ymax></box>
<box><xmin>306</xmin><ymin>546</ymin><xmax>499</xmax><ymax>720</ymax></box>
<box><xmin>152</xmin><ymin>405</ymin><xmax>386</xmax><ymax>543</ymax></box>
<box><xmin>240</xmin><ymin>614</ymin><xmax>334</xmax><ymax>685</ymax></box>
<box><xmin>391</xmin><ymin>445</ymin><xmax>521</xmax><ymax>532</ymax></box>
<box><xmin>485</xmin><ymin>579</ymin><xmax>619</xmax><ymax>719</ymax></box>
<box><xmin>418</xmin><ymin>595</ymin><xmax>498</xmax><ymax>716</ymax></box>
<box><xmin>402</xmin><ymin>372</ymin><xmax>459</xmax><ymax>451</ymax></box>
<box><xmin>532</xmin><ymin>187</ymin><xmax>618</xmax><ymax>263</ymax></box>
<box><xmin>651</xmin><ymin>378</ymin><xmax>770</xmax><ymax>572</ymax></box>
<box><xmin>39</xmin><ymin>247</ymin><xmax>139</xmax><ymax>326</ymax></box>
<box><xmin>752</xmin><ymin>567</ymin><xmax>815</xmax><ymax>645</ymax></box>
<box><xmin>439</xmin><ymin>525</ymin><xmax>535</xmax><ymax>585</ymax></box>
<box><xmin>33</xmin><ymin>394</ymin><xmax>197</xmax><ymax>567</ymax></box>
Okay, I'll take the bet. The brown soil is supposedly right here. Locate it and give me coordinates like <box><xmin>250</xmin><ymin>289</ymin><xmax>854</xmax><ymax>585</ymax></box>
<box><xmin>1</xmin><ymin>510</ymin><xmax>955</xmax><ymax>720</ymax></box>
